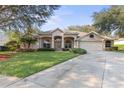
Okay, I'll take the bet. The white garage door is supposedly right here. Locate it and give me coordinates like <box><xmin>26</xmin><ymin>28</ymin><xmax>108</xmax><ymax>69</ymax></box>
<box><xmin>80</xmin><ymin>41</ymin><xmax>103</xmax><ymax>51</ymax></box>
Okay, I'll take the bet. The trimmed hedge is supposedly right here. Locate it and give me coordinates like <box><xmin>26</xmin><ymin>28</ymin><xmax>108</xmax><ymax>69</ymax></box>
<box><xmin>70</xmin><ymin>48</ymin><xmax>87</xmax><ymax>54</ymax></box>
<box><xmin>37</xmin><ymin>48</ymin><xmax>55</xmax><ymax>51</ymax></box>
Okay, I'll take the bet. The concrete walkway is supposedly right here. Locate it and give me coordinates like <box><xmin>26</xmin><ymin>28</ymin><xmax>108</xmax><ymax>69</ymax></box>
<box><xmin>1</xmin><ymin>51</ymin><xmax>124</xmax><ymax>88</ymax></box>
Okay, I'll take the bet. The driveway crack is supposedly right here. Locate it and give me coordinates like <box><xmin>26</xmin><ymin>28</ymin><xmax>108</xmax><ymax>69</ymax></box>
<box><xmin>100</xmin><ymin>54</ymin><xmax>107</xmax><ymax>88</ymax></box>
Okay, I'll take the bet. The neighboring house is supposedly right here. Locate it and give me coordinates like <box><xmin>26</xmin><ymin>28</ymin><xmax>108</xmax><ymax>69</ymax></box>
<box><xmin>0</xmin><ymin>31</ymin><xmax>8</xmax><ymax>50</ymax></box>
<box><xmin>24</xmin><ymin>28</ymin><xmax>114</xmax><ymax>51</ymax></box>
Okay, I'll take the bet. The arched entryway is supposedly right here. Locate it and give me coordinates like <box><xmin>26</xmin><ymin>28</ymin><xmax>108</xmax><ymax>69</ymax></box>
<box><xmin>64</xmin><ymin>37</ymin><xmax>74</xmax><ymax>49</ymax></box>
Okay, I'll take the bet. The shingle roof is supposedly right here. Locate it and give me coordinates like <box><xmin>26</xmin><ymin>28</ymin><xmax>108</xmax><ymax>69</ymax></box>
<box><xmin>38</xmin><ymin>29</ymin><xmax>79</xmax><ymax>35</ymax></box>
<box><xmin>64</xmin><ymin>30</ymin><xmax>87</xmax><ymax>36</ymax></box>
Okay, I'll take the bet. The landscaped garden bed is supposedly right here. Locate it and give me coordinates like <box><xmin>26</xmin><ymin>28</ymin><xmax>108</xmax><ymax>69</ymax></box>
<box><xmin>0</xmin><ymin>52</ymin><xmax>17</xmax><ymax>61</ymax></box>
<box><xmin>0</xmin><ymin>54</ymin><xmax>11</xmax><ymax>61</ymax></box>
<box><xmin>0</xmin><ymin>51</ymin><xmax>79</xmax><ymax>78</ymax></box>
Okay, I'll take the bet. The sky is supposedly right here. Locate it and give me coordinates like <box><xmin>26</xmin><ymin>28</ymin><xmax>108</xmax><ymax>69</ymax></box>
<box><xmin>41</xmin><ymin>5</ymin><xmax>110</xmax><ymax>31</ymax></box>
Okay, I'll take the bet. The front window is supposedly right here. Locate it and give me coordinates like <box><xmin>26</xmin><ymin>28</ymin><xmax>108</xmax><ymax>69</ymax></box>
<box><xmin>105</xmin><ymin>40</ymin><xmax>111</xmax><ymax>47</ymax></box>
<box><xmin>43</xmin><ymin>40</ymin><xmax>51</xmax><ymax>48</ymax></box>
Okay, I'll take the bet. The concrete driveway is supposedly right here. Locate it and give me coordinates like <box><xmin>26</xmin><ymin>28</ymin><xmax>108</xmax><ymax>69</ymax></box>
<box><xmin>1</xmin><ymin>51</ymin><xmax>124</xmax><ymax>88</ymax></box>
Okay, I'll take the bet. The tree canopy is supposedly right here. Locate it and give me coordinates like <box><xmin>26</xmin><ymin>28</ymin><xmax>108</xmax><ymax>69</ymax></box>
<box><xmin>67</xmin><ymin>25</ymin><xmax>97</xmax><ymax>33</ymax></box>
<box><xmin>0</xmin><ymin>5</ymin><xmax>60</xmax><ymax>31</ymax></box>
<box><xmin>92</xmin><ymin>5</ymin><xmax>124</xmax><ymax>37</ymax></box>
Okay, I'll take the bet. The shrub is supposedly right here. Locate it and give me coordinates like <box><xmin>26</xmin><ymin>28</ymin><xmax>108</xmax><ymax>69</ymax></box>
<box><xmin>70</xmin><ymin>48</ymin><xmax>87</xmax><ymax>54</ymax></box>
<box><xmin>37</xmin><ymin>48</ymin><xmax>55</xmax><ymax>51</ymax></box>
<box><xmin>62</xmin><ymin>48</ymin><xmax>69</xmax><ymax>51</ymax></box>
<box><xmin>5</xmin><ymin>40</ymin><xmax>20</xmax><ymax>51</ymax></box>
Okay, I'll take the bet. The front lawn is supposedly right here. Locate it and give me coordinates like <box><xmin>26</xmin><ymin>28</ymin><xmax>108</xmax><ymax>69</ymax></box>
<box><xmin>0</xmin><ymin>51</ymin><xmax>78</xmax><ymax>78</ymax></box>
<box><xmin>114</xmin><ymin>44</ymin><xmax>124</xmax><ymax>50</ymax></box>
<box><xmin>114</xmin><ymin>44</ymin><xmax>124</xmax><ymax>53</ymax></box>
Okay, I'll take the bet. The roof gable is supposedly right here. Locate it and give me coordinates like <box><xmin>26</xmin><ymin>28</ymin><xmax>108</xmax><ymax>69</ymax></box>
<box><xmin>79</xmin><ymin>31</ymin><xmax>105</xmax><ymax>39</ymax></box>
<box><xmin>79</xmin><ymin>31</ymin><xmax>106</xmax><ymax>42</ymax></box>
<box><xmin>51</xmin><ymin>28</ymin><xmax>64</xmax><ymax>33</ymax></box>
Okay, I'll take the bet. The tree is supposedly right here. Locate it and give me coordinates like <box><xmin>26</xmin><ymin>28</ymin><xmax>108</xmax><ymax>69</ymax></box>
<box><xmin>20</xmin><ymin>26</ymin><xmax>38</xmax><ymax>49</ymax></box>
<box><xmin>67</xmin><ymin>25</ymin><xmax>83</xmax><ymax>31</ymax></box>
<box><xmin>0</xmin><ymin>5</ymin><xmax>60</xmax><ymax>30</ymax></box>
<box><xmin>6</xmin><ymin>30</ymin><xmax>22</xmax><ymax>43</ymax></box>
<box><xmin>81</xmin><ymin>25</ymin><xmax>97</xmax><ymax>33</ymax></box>
<box><xmin>67</xmin><ymin>25</ymin><xmax>97</xmax><ymax>33</ymax></box>
<box><xmin>20</xmin><ymin>35</ymin><xmax>37</xmax><ymax>49</ymax></box>
<box><xmin>92</xmin><ymin>5</ymin><xmax>124</xmax><ymax>37</ymax></box>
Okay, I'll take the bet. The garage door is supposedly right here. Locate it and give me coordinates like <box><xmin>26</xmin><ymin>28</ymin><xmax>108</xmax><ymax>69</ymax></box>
<box><xmin>80</xmin><ymin>41</ymin><xmax>103</xmax><ymax>51</ymax></box>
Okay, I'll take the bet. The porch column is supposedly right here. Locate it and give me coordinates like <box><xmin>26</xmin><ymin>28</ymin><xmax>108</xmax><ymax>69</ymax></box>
<box><xmin>74</xmin><ymin>36</ymin><xmax>77</xmax><ymax>48</ymax></box>
<box><xmin>77</xmin><ymin>40</ymin><xmax>80</xmax><ymax>48</ymax></box>
<box><xmin>62</xmin><ymin>36</ymin><xmax>64</xmax><ymax>48</ymax></box>
<box><xmin>52</xmin><ymin>36</ymin><xmax>54</xmax><ymax>48</ymax></box>
<box><xmin>39</xmin><ymin>38</ymin><xmax>41</xmax><ymax>48</ymax></box>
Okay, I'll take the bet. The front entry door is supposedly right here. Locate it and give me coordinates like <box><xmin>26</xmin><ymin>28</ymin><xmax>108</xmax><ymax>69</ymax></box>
<box><xmin>54</xmin><ymin>38</ymin><xmax>62</xmax><ymax>50</ymax></box>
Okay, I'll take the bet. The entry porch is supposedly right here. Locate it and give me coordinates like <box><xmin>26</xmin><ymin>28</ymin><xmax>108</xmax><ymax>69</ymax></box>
<box><xmin>38</xmin><ymin>36</ymin><xmax>78</xmax><ymax>50</ymax></box>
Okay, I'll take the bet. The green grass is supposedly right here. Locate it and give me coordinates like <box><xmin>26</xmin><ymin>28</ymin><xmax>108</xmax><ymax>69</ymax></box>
<box><xmin>0</xmin><ymin>51</ymin><xmax>10</xmax><ymax>54</ymax></box>
<box><xmin>114</xmin><ymin>44</ymin><xmax>124</xmax><ymax>53</ymax></box>
<box><xmin>114</xmin><ymin>44</ymin><xmax>124</xmax><ymax>50</ymax></box>
<box><xmin>0</xmin><ymin>51</ymin><xmax>78</xmax><ymax>78</ymax></box>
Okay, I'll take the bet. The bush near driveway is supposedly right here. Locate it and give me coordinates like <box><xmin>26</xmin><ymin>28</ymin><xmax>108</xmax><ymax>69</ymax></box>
<box><xmin>0</xmin><ymin>51</ymin><xmax>78</xmax><ymax>78</ymax></box>
<box><xmin>70</xmin><ymin>48</ymin><xmax>87</xmax><ymax>54</ymax></box>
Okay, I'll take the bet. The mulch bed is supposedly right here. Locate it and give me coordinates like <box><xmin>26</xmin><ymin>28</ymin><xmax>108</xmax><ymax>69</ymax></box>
<box><xmin>0</xmin><ymin>54</ymin><xmax>11</xmax><ymax>61</ymax></box>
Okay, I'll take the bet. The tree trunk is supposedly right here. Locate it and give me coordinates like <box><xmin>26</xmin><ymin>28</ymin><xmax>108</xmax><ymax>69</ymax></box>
<box><xmin>28</xmin><ymin>43</ymin><xmax>31</xmax><ymax>49</ymax></box>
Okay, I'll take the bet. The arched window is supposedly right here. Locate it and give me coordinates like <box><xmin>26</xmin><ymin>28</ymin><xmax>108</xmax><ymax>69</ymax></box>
<box><xmin>43</xmin><ymin>39</ymin><xmax>51</xmax><ymax>48</ymax></box>
<box><xmin>65</xmin><ymin>39</ymin><xmax>72</xmax><ymax>48</ymax></box>
<box><xmin>105</xmin><ymin>40</ymin><xmax>111</xmax><ymax>47</ymax></box>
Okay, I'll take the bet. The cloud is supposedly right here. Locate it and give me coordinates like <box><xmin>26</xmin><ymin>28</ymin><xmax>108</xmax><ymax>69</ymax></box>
<box><xmin>47</xmin><ymin>11</ymin><xmax>73</xmax><ymax>25</ymax></box>
<box><xmin>49</xmin><ymin>15</ymin><xmax>62</xmax><ymax>24</ymax></box>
